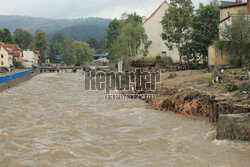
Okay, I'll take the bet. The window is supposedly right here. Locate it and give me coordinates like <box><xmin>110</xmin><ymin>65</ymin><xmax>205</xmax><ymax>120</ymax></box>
<box><xmin>1</xmin><ymin>61</ymin><xmax>4</xmax><ymax>65</ymax></box>
<box><xmin>1</xmin><ymin>54</ymin><xmax>3</xmax><ymax>58</ymax></box>
<box><xmin>227</xmin><ymin>11</ymin><xmax>230</xmax><ymax>17</ymax></box>
<box><xmin>162</xmin><ymin>34</ymin><xmax>167</xmax><ymax>40</ymax></box>
<box><xmin>162</xmin><ymin>51</ymin><xmax>167</xmax><ymax>57</ymax></box>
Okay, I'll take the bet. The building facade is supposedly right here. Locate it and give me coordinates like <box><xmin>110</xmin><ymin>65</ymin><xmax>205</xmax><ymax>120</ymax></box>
<box><xmin>208</xmin><ymin>0</ymin><xmax>249</xmax><ymax>66</ymax></box>
<box><xmin>22</xmin><ymin>50</ymin><xmax>36</xmax><ymax>68</ymax></box>
<box><xmin>141</xmin><ymin>0</ymin><xmax>179</xmax><ymax>62</ymax></box>
<box><xmin>0</xmin><ymin>45</ymin><xmax>10</xmax><ymax>68</ymax></box>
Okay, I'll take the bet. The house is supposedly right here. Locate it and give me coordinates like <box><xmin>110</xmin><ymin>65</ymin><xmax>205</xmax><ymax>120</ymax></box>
<box><xmin>0</xmin><ymin>43</ymin><xmax>23</xmax><ymax>63</ymax></box>
<box><xmin>22</xmin><ymin>50</ymin><xmax>36</xmax><ymax>68</ymax></box>
<box><xmin>140</xmin><ymin>0</ymin><xmax>179</xmax><ymax>62</ymax></box>
<box><xmin>208</xmin><ymin>0</ymin><xmax>249</xmax><ymax>67</ymax></box>
<box><xmin>0</xmin><ymin>44</ymin><xmax>10</xmax><ymax>68</ymax></box>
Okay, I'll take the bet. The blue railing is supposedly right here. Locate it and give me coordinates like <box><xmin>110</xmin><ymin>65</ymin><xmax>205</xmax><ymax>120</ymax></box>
<box><xmin>0</xmin><ymin>67</ymin><xmax>39</xmax><ymax>84</ymax></box>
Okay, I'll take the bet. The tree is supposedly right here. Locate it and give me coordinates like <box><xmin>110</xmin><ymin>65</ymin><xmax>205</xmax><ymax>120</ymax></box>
<box><xmin>217</xmin><ymin>10</ymin><xmax>250</xmax><ymax>67</ymax></box>
<box><xmin>86</xmin><ymin>37</ymin><xmax>99</xmax><ymax>50</ymax></box>
<box><xmin>49</xmin><ymin>33</ymin><xmax>65</xmax><ymax>63</ymax></box>
<box><xmin>51</xmin><ymin>33</ymin><xmax>65</xmax><ymax>43</ymax></box>
<box><xmin>73</xmin><ymin>41</ymin><xmax>95</xmax><ymax>65</ymax></box>
<box><xmin>182</xmin><ymin>1</ymin><xmax>220</xmax><ymax>64</ymax></box>
<box><xmin>0</xmin><ymin>28</ymin><xmax>14</xmax><ymax>43</ymax></box>
<box><xmin>105</xmin><ymin>19</ymin><xmax>121</xmax><ymax>58</ymax></box>
<box><xmin>62</xmin><ymin>37</ymin><xmax>76</xmax><ymax>65</ymax></box>
<box><xmin>32</xmin><ymin>29</ymin><xmax>48</xmax><ymax>62</ymax></box>
<box><xmin>161</xmin><ymin>0</ymin><xmax>194</xmax><ymax>65</ymax></box>
<box><xmin>110</xmin><ymin>13</ymin><xmax>151</xmax><ymax>62</ymax></box>
<box><xmin>96</xmin><ymin>37</ymin><xmax>106</xmax><ymax>54</ymax></box>
<box><xmin>13</xmin><ymin>28</ymin><xmax>33</xmax><ymax>50</ymax></box>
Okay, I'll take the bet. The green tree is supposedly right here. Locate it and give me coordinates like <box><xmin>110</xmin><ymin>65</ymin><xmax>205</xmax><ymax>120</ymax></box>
<box><xmin>51</xmin><ymin>33</ymin><xmax>65</xmax><ymax>43</ymax></box>
<box><xmin>217</xmin><ymin>10</ymin><xmax>250</xmax><ymax>67</ymax></box>
<box><xmin>73</xmin><ymin>41</ymin><xmax>95</xmax><ymax>65</ymax></box>
<box><xmin>110</xmin><ymin>13</ymin><xmax>151</xmax><ymax>62</ymax></box>
<box><xmin>182</xmin><ymin>1</ymin><xmax>220</xmax><ymax>64</ymax></box>
<box><xmin>13</xmin><ymin>28</ymin><xmax>33</xmax><ymax>50</ymax></box>
<box><xmin>49</xmin><ymin>33</ymin><xmax>65</xmax><ymax>63</ymax></box>
<box><xmin>161</xmin><ymin>0</ymin><xmax>194</xmax><ymax>65</ymax></box>
<box><xmin>0</xmin><ymin>28</ymin><xmax>14</xmax><ymax>43</ymax></box>
<box><xmin>86</xmin><ymin>37</ymin><xmax>99</xmax><ymax>50</ymax></box>
<box><xmin>33</xmin><ymin>29</ymin><xmax>48</xmax><ymax>62</ymax></box>
<box><xmin>96</xmin><ymin>37</ymin><xmax>106</xmax><ymax>54</ymax></box>
<box><xmin>62</xmin><ymin>37</ymin><xmax>76</xmax><ymax>65</ymax></box>
<box><xmin>105</xmin><ymin>19</ymin><xmax>121</xmax><ymax>58</ymax></box>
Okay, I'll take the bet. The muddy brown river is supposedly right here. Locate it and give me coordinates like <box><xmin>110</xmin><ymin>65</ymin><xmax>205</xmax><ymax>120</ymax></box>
<box><xmin>0</xmin><ymin>73</ymin><xmax>249</xmax><ymax>167</ymax></box>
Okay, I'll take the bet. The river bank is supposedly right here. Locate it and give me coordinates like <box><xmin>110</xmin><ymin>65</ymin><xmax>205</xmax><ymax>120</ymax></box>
<box><xmin>144</xmin><ymin>70</ymin><xmax>249</xmax><ymax>141</ymax></box>
<box><xmin>0</xmin><ymin>69</ymin><xmax>39</xmax><ymax>92</ymax></box>
<box><xmin>0</xmin><ymin>73</ymin><xmax>249</xmax><ymax>166</ymax></box>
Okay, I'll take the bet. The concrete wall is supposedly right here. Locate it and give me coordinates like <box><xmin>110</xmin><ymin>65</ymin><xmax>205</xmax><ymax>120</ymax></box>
<box><xmin>142</xmin><ymin>2</ymin><xmax>179</xmax><ymax>62</ymax></box>
<box><xmin>0</xmin><ymin>72</ymin><xmax>38</xmax><ymax>92</ymax></box>
<box><xmin>217</xmin><ymin>113</ymin><xmax>249</xmax><ymax>141</ymax></box>
<box><xmin>0</xmin><ymin>46</ymin><xmax>10</xmax><ymax>68</ymax></box>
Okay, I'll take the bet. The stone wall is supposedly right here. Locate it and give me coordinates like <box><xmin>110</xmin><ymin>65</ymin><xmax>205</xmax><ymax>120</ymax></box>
<box><xmin>217</xmin><ymin>113</ymin><xmax>249</xmax><ymax>141</ymax></box>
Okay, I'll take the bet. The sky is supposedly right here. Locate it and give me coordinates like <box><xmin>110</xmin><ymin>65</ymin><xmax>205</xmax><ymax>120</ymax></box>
<box><xmin>0</xmin><ymin>0</ymin><xmax>241</xmax><ymax>19</ymax></box>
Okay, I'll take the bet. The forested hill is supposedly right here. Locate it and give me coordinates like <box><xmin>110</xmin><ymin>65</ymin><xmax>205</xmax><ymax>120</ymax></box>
<box><xmin>0</xmin><ymin>15</ymin><xmax>111</xmax><ymax>40</ymax></box>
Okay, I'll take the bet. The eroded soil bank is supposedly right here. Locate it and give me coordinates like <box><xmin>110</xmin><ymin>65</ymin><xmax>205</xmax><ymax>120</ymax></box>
<box><xmin>144</xmin><ymin>70</ymin><xmax>249</xmax><ymax>141</ymax></box>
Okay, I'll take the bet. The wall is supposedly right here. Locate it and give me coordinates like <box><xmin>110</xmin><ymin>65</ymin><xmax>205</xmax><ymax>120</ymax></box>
<box><xmin>142</xmin><ymin>2</ymin><xmax>179</xmax><ymax>62</ymax></box>
<box><xmin>219</xmin><ymin>5</ymin><xmax>247</xmax><ymax>39</ymax></box>
<box><xmin>208</xmin><ymin>44</ymin><xmax>229</xmax><ymax>66</ymax></box>
<box><xmin>221</xmin><ymin>5</ymin><xmax>247</xmax><ymax>20</ymax></box>
<box><xmin>22</xmin><ymin>50</ymin><xmax>35</xmax><ymax>68</ymax></box>
<box><xmin>0</xmin><ymin>46</ymin><xmax>10</xmax><ymax>68</ymax></box>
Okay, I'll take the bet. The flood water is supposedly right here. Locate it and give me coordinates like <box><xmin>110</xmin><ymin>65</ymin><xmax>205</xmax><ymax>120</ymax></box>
<box><xmin>0</xmin><ymin>73</ymin><xmax>249</xmax><ymax>167</ymax></box>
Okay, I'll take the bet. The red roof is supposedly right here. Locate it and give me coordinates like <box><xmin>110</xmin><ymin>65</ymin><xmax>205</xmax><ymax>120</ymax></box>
<box><xmin>143</xmin><ymin>0</ymin><xmax>170</xmax><ymax>24</ymax></box>
<box><xmin>0</xmin><ymin>42</ymin><xmax>23</xmax><ymax>57</ymax></box>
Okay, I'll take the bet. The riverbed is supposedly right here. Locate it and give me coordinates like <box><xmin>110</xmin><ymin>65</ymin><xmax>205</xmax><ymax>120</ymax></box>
<box><xmin>0</xmin><ymin>73</ymin><xmax>249</xmax><ymax>166</ymax></box>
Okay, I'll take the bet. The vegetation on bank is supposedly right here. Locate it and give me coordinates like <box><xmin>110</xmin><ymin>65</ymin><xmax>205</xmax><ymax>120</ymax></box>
<box><xmin>216</xmin><ymin>10</ymin><xmax>250</xmax><ymax>68</ymax></box>
<box><xmin>105</xmin><ymin>13</ymin><xmax>152</xmax><ymax>62</ymax></box>
<box><xmin>161</xmin><ymin>0</ymin><xmax>220</xmax><ymax>65</ymax></box>
<box><xmin>0</xmin><ymin>27</ymin><xmax>105</xmax><ymax>65</ymax></box>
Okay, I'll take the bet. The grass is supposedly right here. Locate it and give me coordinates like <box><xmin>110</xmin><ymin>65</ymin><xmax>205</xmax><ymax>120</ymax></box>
<box><xmin>137</xmin><ymin>57</ymin><xmax>157</xmax><ymax>61</ymax></box>
<box><xmin>231</xmin><ymin>68</ymin><xmax>243</xmax><ymax>72</ymax></box>
<box><xmin>191</xmin><ymin>77</ymin><xmax>211</xmax><ymax>82</ymax></box>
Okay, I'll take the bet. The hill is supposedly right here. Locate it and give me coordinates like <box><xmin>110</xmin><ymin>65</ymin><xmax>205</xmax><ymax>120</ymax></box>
<box><xmin>0</xmin><ymin>15</ymin><xmax>111</xmax><ymax>40</ymax></box>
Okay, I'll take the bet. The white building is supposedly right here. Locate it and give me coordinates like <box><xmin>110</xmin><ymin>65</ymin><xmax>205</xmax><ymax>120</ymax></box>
<box><xmin>22</xmin><ymin>50</ymin><xmax>36</xmax><ymax>68</ymax></box>
<box><xmin>141</xmin><ymin>0</ymin><xmax>179</xmax><ymax>62</ymax></box>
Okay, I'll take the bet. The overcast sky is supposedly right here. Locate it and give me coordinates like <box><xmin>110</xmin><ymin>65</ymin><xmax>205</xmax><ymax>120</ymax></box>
<box><xmin>0</xmin><ymin>0</ymin><xmax>239</xmax><ymax>19</ymax></box>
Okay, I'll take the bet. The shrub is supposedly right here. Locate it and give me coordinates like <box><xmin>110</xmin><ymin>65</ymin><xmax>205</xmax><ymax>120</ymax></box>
<box><xmin>238</xmin><ymin>82</ymin><xmax>249</xmax><ymax>92</ymax></box>
<box><xmin>218</xmin><ymin>82</ymin><xmax>238</xmax><ymax>92</ymax></box>
<box><xmin>162</xmin><ymin>56</ymin><xmax>173</xmax><ymax>66</ymax></box>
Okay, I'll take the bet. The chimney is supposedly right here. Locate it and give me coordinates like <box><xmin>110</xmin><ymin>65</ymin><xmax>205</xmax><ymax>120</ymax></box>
<box><xmin>248</xmin><ymin>0</ymin><xmax>250</xmax><ymax>14</ymax></box>
<box><xmin>236</xmin><ymin>0</ymin><xmax>242</xmax><ymax>3</ymax></box>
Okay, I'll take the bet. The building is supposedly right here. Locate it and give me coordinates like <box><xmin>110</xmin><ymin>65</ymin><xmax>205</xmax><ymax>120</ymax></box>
<box><xmin>22</xmin><ymin>50</ymin><xmax>36</xmax><ymax>68</ymax></box>
<box><xmin>140</xmin><ymin>0</ymin><xmax>179</xmax><ymax>62</ymax></box>
<box><xmin>208</xmin><ymin>0</ymin><xmax>249</xmax><ymax>67</ymax></box>
<box><xmin>0</xmin><ymin>43</ymin><xmax>23</xmax><ymax>63</ymax></box>
<box><xmin>0</xmin><ymin>44</ymin><xmax>10</xmax><ymax>68</ymax></box>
